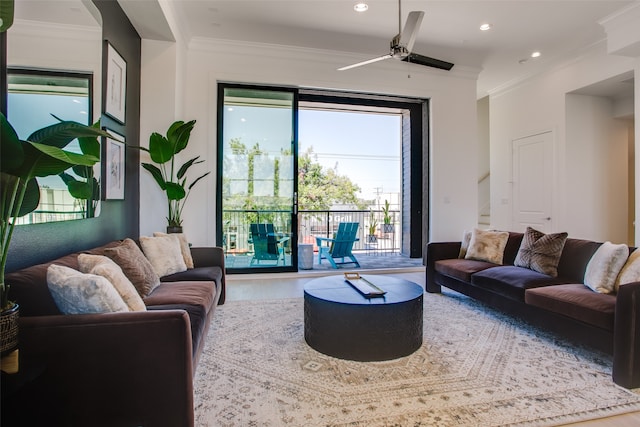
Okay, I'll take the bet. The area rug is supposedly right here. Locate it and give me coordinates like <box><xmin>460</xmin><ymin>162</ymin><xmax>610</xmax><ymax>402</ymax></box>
<box><xmin>193</xmin><ymin>290</ymin><xmax>640</xmax><ymax>426</ymax></box>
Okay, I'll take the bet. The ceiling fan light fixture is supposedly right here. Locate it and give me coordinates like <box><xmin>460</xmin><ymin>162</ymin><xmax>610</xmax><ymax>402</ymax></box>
<box><xmin>479</xmin><ymin>23</ymin><xmax>492</xmax><ymax>31</ymax></box>
<box><xmin>354</xmin><ymin>3</ymin><xmax>369</xmax><ymax>12</ymax></box>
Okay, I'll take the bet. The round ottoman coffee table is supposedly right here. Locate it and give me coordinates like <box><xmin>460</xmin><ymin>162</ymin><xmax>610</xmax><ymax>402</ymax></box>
<box><xmin>304</xmin><ymin>275</ymin><xmax>423</xmax><ymax>361</ymax></box>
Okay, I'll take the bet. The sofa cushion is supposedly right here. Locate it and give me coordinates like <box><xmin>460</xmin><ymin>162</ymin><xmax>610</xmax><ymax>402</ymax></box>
<box><xmin>46</xmin><ymin>264</ymin><xmax>129</xmax><ymax>314</ymax></box>
<box><xmin>525</xmin><ymin>284</ymin><xmax>616</xmax><ymax>331</ymax></box>
<box><xmin>78</xmin><ymin>254</ymin><xmax>146</xmax><ymax>312</ymax></box>
<box><xmin>140</xmin><ymin>235</ymin><xmax>187</xmax><ymax>278</ymax></box>
<box><xmin>144</xmin><ymin>281</ymin><xmax>217</xmax><ymax>356</ymax></box>
<box><xmin>471</xmin><ymin>266</ymin><xmax>570</xmax><ymax>302</ymax></box>
<box><xmin>161</xmin><ymin>266</ymin><xmax>223</xmax><ymax>286</ymax></box>
<box><xmin>103</xmin><ymin>238</ymin><xmax>161</xmax><ymax>298</ymax></box>
<box><xmin>502</xmin><ymin>232</ymin><xmax>525</xmax><ymax>266</ymax></box>
<box><xmin>584</xmin><ymin>242</ymin><xmax>628</xmax><ymax>294</ymax></box>
<box><xmin>514</xmin><ymin>227</ymin><xmax>567</xmax><ymax>277</ymax></box>
<box><xmin>465</xmin><ymin>229</ymin><xmax>510</xmax><ymax>264</ymax></box>
<box><xmin>435</xmin><ymin>259</ymin><xmax>498</xmax><ymax>283</ymax></box>
<box><xmin>154</xmin><ymin>232</ymin><xmax>194</xmax><ymax>269</ymax></box>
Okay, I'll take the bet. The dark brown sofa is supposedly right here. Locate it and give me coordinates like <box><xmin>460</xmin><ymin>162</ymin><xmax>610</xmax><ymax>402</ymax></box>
<box><xmin>3</xmin><ymin>240</ymin><xmax>225</xmax><ymax>426</ymax></box>
<box><xmin>426</xmin><ymin>232</ymin><xmax>640</xmax><ymax>389</ymax></box>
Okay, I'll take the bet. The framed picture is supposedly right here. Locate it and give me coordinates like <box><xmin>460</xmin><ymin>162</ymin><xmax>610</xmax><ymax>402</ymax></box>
<box><xmin>104</xmin><ymin>42</ymin><xmax>127</xmax><ymax>123</ymax></box>
<box><xmin>103</xmin><ymin>131</ymin><xmax>125</xmax><ymax>200</ymax></box>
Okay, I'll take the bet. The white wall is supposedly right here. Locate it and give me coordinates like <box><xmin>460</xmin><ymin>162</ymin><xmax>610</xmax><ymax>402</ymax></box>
<box><xmin>490</xmin><ymin>42</ymin><xmax>637</xmax><ymax>241</ymax></box>
<box><xmin>139</xmin><ymin>37</ymin><xmax>481</xmax><ymax>246</ymax></box>
<box><xmin>565</xmin><ymin>94</ymin><xmax>629</xmax><ymax>242</ymax></box>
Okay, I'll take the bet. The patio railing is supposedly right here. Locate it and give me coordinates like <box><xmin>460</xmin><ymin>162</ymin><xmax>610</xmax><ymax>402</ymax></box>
<box><xmin>222</xmin><ymin>209</ymin><xmax>400</xmax><ymax>256</ymax></box>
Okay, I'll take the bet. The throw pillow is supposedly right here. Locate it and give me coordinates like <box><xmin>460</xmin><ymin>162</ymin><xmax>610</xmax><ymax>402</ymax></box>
<box><xmin>458</xmin><ymin>230</ymin><xmax>472</xmax><ymax>259</ymax></box>
<box><xmin>153</xmin><ymin>232</ymin><xmax>194</xmax><ymax>268</ymax></box>
<box><xmin>584</xmin><ymin>241</ymin><xmax>629</xmax><ymax>294</ymax></box>
<box><xmin>103</xmin><ymin>238</ymin><xmax>160</xmax><ymax>298</ymax></box>
<box><xmin>77</xmin><ymin>254</ymin><xmax>146</xmax><ymax>312</ymax></box>
<box><xmin>465</xmin><ymin>228</ymin><xmax>509</xmax><ymax>265</ymax></box>
<box><xmin>46</xmin><ymin>264</ymin><xmax>129</xmax><ymax>314</ymax></box>
<box><xmin>514</xmin><ymin>227</ymin><xmax>568</xmax><ymax>277</ymax></box>
<box><xmin>140</xmin><ymin>235</ymin><xmax>188</xmax><ymax>278</ymax></box>
<box><xmin>615</xmin><ymin>248</ymin><xmax>640</xmax><ymax>292</ymax></box>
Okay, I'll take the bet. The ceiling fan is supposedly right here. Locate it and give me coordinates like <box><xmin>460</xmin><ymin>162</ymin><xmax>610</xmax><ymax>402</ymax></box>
<box><xmin>338</xmin><ymin>0</ymin><xmax>454</xmax><ymax>72</ymax></box>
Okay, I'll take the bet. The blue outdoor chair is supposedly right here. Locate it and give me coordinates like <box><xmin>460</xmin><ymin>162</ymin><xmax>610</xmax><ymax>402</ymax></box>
<box><xmin>316</xmin><ymin>222</ymin><xmax>360</xmax><ymax>269</ymax></box>
<box><xmin>250</xmin><ymin>223</ymin><xmax>284</xmax><ymax>265</ymax></box>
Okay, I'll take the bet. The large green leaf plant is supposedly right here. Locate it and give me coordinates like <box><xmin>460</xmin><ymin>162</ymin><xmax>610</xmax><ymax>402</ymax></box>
<box><xmin>0</xmin><ymin>112</ymin><xmax>110</xmax><ymax>310</ymax></box>
<box><xmin>140</xmin><ymin>120</ymin><xmax>210</xmax><ymax>228</ymax></box>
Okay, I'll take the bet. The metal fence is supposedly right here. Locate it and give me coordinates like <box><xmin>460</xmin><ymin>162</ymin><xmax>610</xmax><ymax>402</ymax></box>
<box><xmin>222</xmin><ymin>209</ymin><xmax>400</xmax><ymax>256</ymax></box>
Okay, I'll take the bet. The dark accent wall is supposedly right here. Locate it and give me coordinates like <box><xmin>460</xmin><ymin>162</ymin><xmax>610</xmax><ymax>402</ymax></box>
<box><xmin>2</xmin><ymin>0</ymin><xmax>141</xmax><ymax>272</ymax></box>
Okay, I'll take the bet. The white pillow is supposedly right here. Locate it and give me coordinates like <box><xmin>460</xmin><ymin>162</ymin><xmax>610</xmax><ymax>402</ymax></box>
<box><xmin>615</xmin><ymin>248</ymin><xmax>640</xmax><ymax>292</ymax></box>
<box><xmin>465</xmin><ymin>228</ymin><xmax>509</xmax><ymax>265</ymax></box>
<box><xmin>47</xmin><ymin>264</ymin><xmax>129</xmax><ymax>314</ymax></box>
<box><xmin>584</xmin><ymin>242</ymin><xmax>628</xmax><ymax>294</ymax></box>
<box><xmin>78</xmin><ymin>254</ymin><xmax>146</xmax><ymax>312</ymax></box>
<box><xmin>140</xmin><ymin>234</ymin><xmax>187</xmax><ymax>278</ymax></box>
<box><xmin>153</xmin><ymin>232</ymin><xmax>194</xmax><ymax>269</ymax></box>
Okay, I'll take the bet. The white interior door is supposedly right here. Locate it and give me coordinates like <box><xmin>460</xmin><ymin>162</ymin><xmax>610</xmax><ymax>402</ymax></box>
<box><xmin>512</xmin><ymin>132</ymin><xmax>554</xmax><ymax>232</ymax></box>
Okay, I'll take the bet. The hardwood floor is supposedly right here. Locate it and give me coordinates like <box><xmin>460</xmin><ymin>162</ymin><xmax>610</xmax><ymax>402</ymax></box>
<box><xmin>225</xmin><ymin>268</ymin><xmax>640</xmax><ymax>427</ymax></box>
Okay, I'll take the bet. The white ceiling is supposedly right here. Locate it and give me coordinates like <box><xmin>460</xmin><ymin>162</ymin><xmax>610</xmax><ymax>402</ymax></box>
<box><xmin>14</xmin><ymin>0</ymin><xmax>637</xmax><ymax>98</ymax></box>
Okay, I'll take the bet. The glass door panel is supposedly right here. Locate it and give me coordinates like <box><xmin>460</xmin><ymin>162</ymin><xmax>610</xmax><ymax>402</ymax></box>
<box><xmin>219</xmin><ymin>85</ymin><xmax>297</xmax><ymax>272</ymax></box>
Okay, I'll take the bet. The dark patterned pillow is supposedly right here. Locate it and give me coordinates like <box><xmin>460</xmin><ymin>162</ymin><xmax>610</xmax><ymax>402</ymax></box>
<box><xmin>514</xmin><ymin>227</ymin><xmax>568</xmax><ymax>277</ymax></box>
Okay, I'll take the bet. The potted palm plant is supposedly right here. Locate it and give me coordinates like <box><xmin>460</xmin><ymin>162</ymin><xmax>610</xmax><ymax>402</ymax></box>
<box><xmin>140</xmin><ymin>120</ymin><xmax>210</xmax><ymax>233</ymax></box>
<box><xmin>367</xmin><ymin>210</ymin><xmax>378</xmax><ymax>243</ymax></box>
<box><xmin>382</xmin><ymin>199</ymin><xmax>394</xmax><ymax>233</ymax></box>
<box><xmin>1</xmin><ymin>112</ymin><xmax>108</xmax><ymax>355</ymax></box>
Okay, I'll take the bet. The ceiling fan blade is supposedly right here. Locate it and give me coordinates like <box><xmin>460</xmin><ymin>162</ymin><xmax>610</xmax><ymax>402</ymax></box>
<box><xmin>399</xmin><ymin>11</ymin><xmax>424</xmax><ymax>52</ymax></box>
<box><xmin>402</xmin><ymin>52</ymin><xmax>454</xmax><ymax>71</ymax></box>
<box><xmin>338</xmin><ymin>54</ymin><xmax>392</xmax><ymax>71</ymax></box>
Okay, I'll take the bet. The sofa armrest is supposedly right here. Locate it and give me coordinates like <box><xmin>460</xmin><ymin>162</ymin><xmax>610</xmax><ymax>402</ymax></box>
<box><xmin>425</xmin><ymin>242</ymin><xmax>461</xmax><ymax>293</ymax></box>
<box><xmin>613</xmin><ymin>281</ymin><xmax>640</xmax><ymax>388</ymax></box>
<box><xmin>190</xmin><ymin>246</ymin><xmax>226</xmax><ymax>304</ymax></box>
<box><xmin>17</xmin><ymin>310</ymin><xmax>195</xmax><ymax>426</ymax></box>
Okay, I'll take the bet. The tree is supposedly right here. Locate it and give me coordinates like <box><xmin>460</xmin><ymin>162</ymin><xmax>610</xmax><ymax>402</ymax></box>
<box><xmin>298</xmin><ymin>147</ymin><xmax>368</xmax><ymax>211</ymax></box>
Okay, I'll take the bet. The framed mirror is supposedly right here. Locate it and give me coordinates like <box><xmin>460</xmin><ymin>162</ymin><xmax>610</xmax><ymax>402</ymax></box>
<box><xmin>6</xmin><ymin>0</ymin><xmax>103</xmax><ymax>224</ymax></box>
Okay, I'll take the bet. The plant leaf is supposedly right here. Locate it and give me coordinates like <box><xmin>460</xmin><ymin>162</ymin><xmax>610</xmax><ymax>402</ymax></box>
<box><xmin>78</xmin><ymin>136</ymin><xmax>100</xmax><ymax>158</ymax></box>
<box><xmin>0</xmin><ymin>112</ymin><xmax>23</xmax><ymax>172</ymax></box>
<box><xmin>148</xmin><ymin>132</ymin><xmax>174</xmax><ymax>164</ymax></box>
<box><xmin>0</xmin><ymin>0</ymin><xmax>15</xmax><ymax>33</ymax></box>
<box><xmin>165</xmin><ymin>182</ymin><xmax>186</xmax><ymax>201</ymax></box>
<box><xmin>142</xmin><ymin>163</ymin><xmax>167</xmax><ymax>190</ymax></box>
<box><xmin>1</xmin><ymin>173</ymin><xmax>39</xmax><ymax>218</ymax></box>
<box><xmin>169</xmin><ymin>120</ymin><xmax>195</xmax><ymax>155</ymax></box>
<box><xmin>67</xmin><ymin>180</ymin><xmax>94</xmax><ymax>200</ymax></box>
<box><xmin>27</xmin><ymin>120</ymin><xmax>111</xmax><ymax>149</ymax></box>
<box><xmin>176</xmin><ymin>156</ymin><xmax>202</xmax><ymax>179</ymax></box>
<box><xmin>71</xmin><ymin>164</ymin><xmax>94</xmax><ymax>179</ymax></box>
<box><xmin>187</xmin><ymin>171</ymin><xmax>211</xmax><ymax>190</ymax></box>
<box><xmin>14</xmin><ymin>142</ymin><xmax>99</xmax><ymax>179</ymax></box>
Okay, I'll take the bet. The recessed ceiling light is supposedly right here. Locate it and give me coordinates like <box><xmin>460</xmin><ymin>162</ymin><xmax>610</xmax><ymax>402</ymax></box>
<box><xmin>354</xmin><ymin>3</ymin><xmax>369</xmax><ymax>12</ymax></box>
<box><xmin>531</xmin><ymin>51</ymin><xmax>541</xmax><ymax>58</ymax></box>
<box><xmin>479</xmin><ymin>23</ymin><xmax>492</xmax><ymax>31</ymax></box>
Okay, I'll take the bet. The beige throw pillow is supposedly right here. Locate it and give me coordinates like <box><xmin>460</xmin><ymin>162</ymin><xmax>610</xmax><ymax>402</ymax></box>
<box><xmin>47</xmin><ymin>264</ymin><xmax>129</xmax><ymax>314</ymax></box>
<box><xmin>615</xmin><ymin>248</ymin><xmax>640</xmax><ymax>292</ymax></box>
<box><xmin>514</xmin><ymin>227</ymin><xmax>568</xmax><ymax>277</ymax></box>
<box><xmin>153</xmin><ymin>232</ymin><xmax>194</xmax><ymax>268</ymax></box>
<box><xmin>584</xmin><ymin>241</ymin><xmax>628</xmax><ymax>294</ymax></box>
<box><xmin>465</xmin><ymin>228</ymin><xmax>509</xmax><ymax>265</ymax></box>
<box><xmin>103</xmin><ymin>238</ymin><xmax>160</xmax><ymax>298</ymax></box>
<box><xmin>140</xmin><ymin>235</ymin><xmax>187</xmax><ymax>278</ymax></box>
<box><xmin>78</xmin><ymin>254</ymin><xmax>146</xmax><ymax>312</ymax></box>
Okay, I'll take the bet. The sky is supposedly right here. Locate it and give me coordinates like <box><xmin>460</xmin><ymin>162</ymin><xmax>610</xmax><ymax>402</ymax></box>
<box><xmin>298</xmin><ymin>109</ymin><xmax>401</xmax><ymax>204</ymax></box>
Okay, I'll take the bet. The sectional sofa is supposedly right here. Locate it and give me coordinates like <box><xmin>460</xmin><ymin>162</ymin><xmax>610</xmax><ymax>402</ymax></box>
<box><xmin>426</xmin><ymin>230</ymin><xmax>640</xmax><ymax>389</ymax></box>
<box><xmin>3</xmin><ymin>237</ymin><xmax>225</xmax><ymax>426</ymax></box>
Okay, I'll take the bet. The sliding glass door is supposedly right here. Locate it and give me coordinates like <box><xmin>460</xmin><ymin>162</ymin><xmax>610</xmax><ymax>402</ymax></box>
<box><xmin>217</xmin><ymin>84</ymin><xmax>298</xmax><ymax>272</ymax></box>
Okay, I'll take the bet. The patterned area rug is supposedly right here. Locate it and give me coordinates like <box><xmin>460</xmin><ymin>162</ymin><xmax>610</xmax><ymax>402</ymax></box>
<box><xmin>194</xmin><ymin>290</ymin><xmax>640</xmax><ymax>426</ymax></box>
